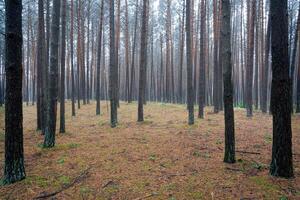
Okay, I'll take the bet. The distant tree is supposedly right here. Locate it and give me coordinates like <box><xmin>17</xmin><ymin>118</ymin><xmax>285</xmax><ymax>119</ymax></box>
<box><xmin>44</xmin><ymin>0</ymin><xmax>61</xmax><ymax>148</ymax></box>
<box><xmin>291</xmin><ymin>2</ymin><xmax>300</xmax><ymax>113</ymax></box>
<box><xmin>96</xmin><ymin>0</ymin><xmax>104</xmax><ymax>115</ymax></box>
<box><xmin>198</xmin><ymin>0</ymin><xmax>206</xmax><ymax>119</ymax></box>
<box><xmin>186</xmin><ymin>0</ymin><xmax>194</xmax><ymax>125</ymax></box>
<box><xmin>4</xmin><ymin>0</ymin><xmax>26</xmax><ymax>184</ymax></box>
<box><xmin>37</xmin><ymin>0</ymin><xmax>46</xmax><ymax>131</ymax></box>
<box><xmin>213</xmin><ymin>0</ymin><xmax>220</xmax><ymax>113</ymax></box>
<box><xmin>60</xmin><ymin>0</ymin><xmax>67</xmax><ymax>133</ymax></box>
<box><xmin>110</xmin><ymin>0</ymin><xmax>118</xmax><ymax>127</ymax></box>
<box><xmin>246</xmin><ymin>0</ymin><xmax>256</xmax><ymax>117</ymax></box>
<box><xmin>70</xmin><ymin>0</ymin><xmax>76</xmax><ymax>116</ymax></box>
<box><xmin>138</xmin><ymin>0</ymin><xmax>149</xmax><ymax>122</ymax></box>
<box><xmin>129</xmin><ymin>0</ymin><xmax>139</xmax><ymax>103</ymax></box>
<box><xmin>270</xmin><ymin>0</ymin><xmax>293</xmax><ymax>178</ymax></box>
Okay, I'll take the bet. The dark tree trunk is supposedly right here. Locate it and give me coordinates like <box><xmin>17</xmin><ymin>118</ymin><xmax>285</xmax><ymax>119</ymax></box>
<box><xmin>270</xmin><ymin>0</ymin><xmax>293</xmax><ymax>178</ymax></box>
<box><xmin>60</xmin><ymin>0</ymin><xmax>66</xmax><ymax>133</ymax></box>
<box><xmin>178</xmin><ymin>4</ymin><xmax>185</xmax><ymax>104</ymax></box>
<box><xmin>129</xmin><ymin>0</ymin><xmax>139</xmax><ymax>103</ymax></box>
<box><xmin>138</xmin><ymin>0</ymin><xmax>149</xmax><ymax>122</ymax></box>
<box><xmin>186</xmin><ymin>0</ymin><xmax>194</xmax><ymax>125</ymax></box>
<box><xmin>4</xmin><ymin>0</ymin><xmax>26</xmax><ymax>184</ymax></box>
<box><xmin>221</xmin><ymin>0</ymin><xmax>235</xmax><ymax>164</ymax></box>
<box><xmin>37</xmin><ymin>0</ymin><xmax>46</xmax><ymax>131</ymax></box>
<box><xmin>198</xmin><ymin>0</ymin><xmax>206</xmax><ymax>119</ymax></box>
<box><xmin>246</xmin><ymin>0</ymin><xmax>255</xmax><ymax>117</ymax></box>
<box><xmin>125</xmin><ymin>0</ymin><xmax>130</xmax><ymax>102</ymax></box>
<box><xmin>44</xmin><ymin>0</ymin><xmax>61</xmax><ymax>148</ymax></box>
<box><xmin>297</xmin><ymin>47</ymin><xmax>300</xmax><ymax>112</ymax></box>
<box><xmin>109</xmin><ymin>0</ymin><xmax>118</xmax><ymax>127</ymax></box>
<box><xmin>96</xmin><ymin>0</ymin><xmax>104</xmax><ymax>115</ymax></box>
<box><xmin>213</xmin><ymin>0</ymin><xmax>219</xmax><ymax>113</ymax></box>
<box><xmin>290</xmin><ymin>3</ymin><xmax>300</xmax><ymax>113</ymax></box>
<box><xmin>70</xmin><ymin>0</ymin><xmax>76</xmax><ymax>116</ymax></box>
<box><xmin>261</xmin><ymin>10</ymin><xmax>271</xmax><ymax>113</ymax></box>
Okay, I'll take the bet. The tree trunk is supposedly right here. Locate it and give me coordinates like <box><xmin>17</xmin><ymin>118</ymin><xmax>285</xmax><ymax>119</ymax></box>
<box><xmin>198</xmin><ymin>0</ymin><xmax>206</xmax><ymax>119</ymax></box>
<box><xmin>59</xmin><ymin>0</ymin><xmax>66</xmax><ymax>133</ymax></box>
<box><xmin>290</xmin><ymin>3</ymin><xmax>300</xmax><ymax>113</ymax></box>
<box><xmin>270</xmin><ymin>0</ymin><xmax>293</xmax><ymax>178</ymax></box>
<box><xmin>246</xmin><ymin>0</ymin><xmax>256</xmax><ymax>117</ymax></box>
<box><xmin>213</xmin><ymin>0</ymin><xmax>219</xmax><ymax>113</ymax></box>
<box><xmin>70</xmin><ymin>0</ymin><xmax>76</xmax><ymax>116</ymax></box>
<box><xmin>4</xmin><ymin>0</ymin><xmax>26</xmax><ymax>184</ymax></box>
<box><xmin>186</xmin><ymin>0</ymin><xmax>194</xmax><ymax>125</ymax></box>
<box><xmin>44</xmin><ymin>0</ymin><xmax>61</xmax><ymax>148</ymax></box>
<box><xmin>129</xmin><ymin>0</ymin><xmax>139</xmax><ymax>103</ymax></box>
<box><xmin>221</xmin><ymin>0</ymin><xmax>235</xmax><ymax>164</ymax></box>
<box><xmin>138</xmin><ymin>0</ymin><xmax>149</xmax><ymax>122</ymax></box>
<box><xmin>96</xmin><ymin>0</ymin><xmax>104</xmax><ymax>115</ymax></box>
<box><xmin>109</xmin><ymin>0</ymin><xmax>118</xmax><ymax>127</ymax></box>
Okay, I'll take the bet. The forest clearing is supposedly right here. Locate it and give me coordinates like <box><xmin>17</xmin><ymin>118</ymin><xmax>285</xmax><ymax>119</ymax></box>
<box><xmin>1</xmin><ymin>0</ymin><xmax>300</xmax><ymax>199</ymax></box>
<box><xmin>0</xmin><ymin>102</ymin><xmax>299</xmax><ymax>199</ymax></box>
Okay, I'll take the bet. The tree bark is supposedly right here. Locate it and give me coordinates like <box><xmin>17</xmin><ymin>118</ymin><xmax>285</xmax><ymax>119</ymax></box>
<box><xmin>44</xmin><ymin>0</ymin><xmax>61</xmax><ymax>148</ymax></box>
<box><xmin>96</xmin><ymin>0</ymin><xmax>104</xmax><ymax>115</ymax></box>
<box><xmin>109</xmin><ymin>0</ymin><xmax>118</xmax><ymax>127</ymax></box>
<box><xmin>221</xmin><ymin>0</ymin><xmax>235</xmax><ymax>164</ymax></box>
<box><xmin>60</xmin><ymin>0</ymin><xmax>67</xmax><ymax>133</ymax></box>
<box><xmin>246</xmin><ymin>0</ymin><xmax>256</xmax><ymax>117</ymax></box>
<box><xmin>270</xmin><ymin>0</ymin><xmax>293</xmax><ymax>178</ymax></box>
<box><xmin>198</xmin><ymin>0</ymin><xmax>206</xmax><ymax>119</ymax></box>
<box><xmin>4</xmin><ymin>0</ymin><xmax>26</xmax><ymax>184</ymax></box>
<box><xmin>186</xmin><ymin>0</ymin><xmax>195</xmax><ymax>125</ymax></box>
<box><xmin>138</xmin><ymin>0</ymin><xmax>149</xmax><ymax>122</ymax></box>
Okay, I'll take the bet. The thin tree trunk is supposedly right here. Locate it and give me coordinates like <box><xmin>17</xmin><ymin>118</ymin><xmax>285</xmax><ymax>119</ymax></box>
<box><xmin>138</xmin><ymin>0</ymin><xmax>149</xmax><ymax>122</ymax></box>
<box><xmin>44</xmin><ymin>0</ymin><xmax>61</xmax><ymax>148</ymax></box>
<box><xmin>186</xmin><ymin>0</ymin><xmax>194</xmax><ymax>125</ymax></box>
<box><xmin>60</xmin><ymin>0</ymin><xmax>67</xmax><ymax>133</ymax></box>
<box><xmin>198</xmin><ymin>0</ymin><xmax>206</xmax><ymax>119</ymax></box>
<box><xmin>109</xmin><ymin>0</ymin><xmax>118</xmax><ymax>127</ymax></box>
<box><xmin>246</xmin><ymin>0</ymin><xmax>256</xmax><ymax>117</ymax></box>
<box><xmin>221</xmin><ymin>0</ymin><xmax>235</xmax><ymax>164</ymax></box>
<box><xmin>96</xmin><ymin>0</ymin><xmax>104</xmax><ymax>115</ymax></box>
<box><xmin>70</xmin><ymin>0</ymin><xmax>76</xmax><ymax>116</ymax></box>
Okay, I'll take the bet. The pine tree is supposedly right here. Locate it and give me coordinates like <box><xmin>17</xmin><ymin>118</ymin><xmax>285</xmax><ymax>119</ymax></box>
<box><xmin>4</xmin><ymin>0</ymin><xmax>26</xmax><ymax>184</ymax></box>
<box><xmin>270</xmin><ymin>0</ymin><xmax>293</xmax><ymax>178</ymax></box>
<box><xmin>44</xmin><ymin>0</ymin><xmax>61</xmax><ymax>148</ymax></box>
<box><xmin>221</xmin><ymin>0</ymin><xmax>235</xmax><ymax>163</ymax></box>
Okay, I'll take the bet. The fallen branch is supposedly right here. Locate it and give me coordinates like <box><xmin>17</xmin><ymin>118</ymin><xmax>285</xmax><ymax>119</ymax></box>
<box><xmin>102</xmin><ymin>180</ymin><xmax>116</xmax><ymax>188</ymax></box>
<box><xmin>225</xmin><ymin>167</ymin><xmax>243</xmax><ymax>172</ymax></box>
<box><xmin>33</xmin><ymin>167</ymin><xmax>91</xmax><ymax>199</ymax></box>
<box><xmin>133</xmin><ymin>193</ymin><xmax>157</xmax><ymax>200</ymax></box>
<box><xmin>236</xmin><ymin>150</ymin><xmax>260</xmax><ymax>155</ymax></box>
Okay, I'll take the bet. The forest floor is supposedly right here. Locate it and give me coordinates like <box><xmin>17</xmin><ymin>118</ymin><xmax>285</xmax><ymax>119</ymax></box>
<box><xmin>0</xmin><ymin>101</ymin><xmax>300</xmax><ymax>200</ymax></box>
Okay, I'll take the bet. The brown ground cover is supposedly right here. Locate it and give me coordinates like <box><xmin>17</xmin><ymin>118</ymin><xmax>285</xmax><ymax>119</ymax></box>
<box><xmin>0</xmin><ymin>102</ymin><xmax>299</xmax><ymax>199</ymax></box>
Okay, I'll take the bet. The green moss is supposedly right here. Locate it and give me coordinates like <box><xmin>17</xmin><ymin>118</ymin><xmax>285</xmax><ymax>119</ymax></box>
<box><xmin>215</xmin><ymin>139</ymin><xmax>223</xmax><ymax>145</ymax></box>
<box><xmin>80</xmin><ymin>186</ymin><xmax>93</xmax><ymax>195</ymax></box>
<box><xmin>0</xmin><ymin>132</ymin><xmax>4</xmax><ymax>142</ymax></box>
<box><xmin>264</xmin><ymin>134</ymin><xmax>272</xmax><ymax>143</ymax></box>
<box><xmin>57</xmin><ymin>157</ymin><xmax>65</xmax><ymax>164</ymax></box>
<box><xmin>250</xmin><ymin>176</ymin><xmax>281</xmax><ymax>196</ymax></box>
<box><xmin>24</xmin><ymin>175</ymin><xmax>49</xmax><ymax>188</ymax></box>
<box><xmin>148</xmin><ymin>154</ymin><xmax>157</xmax><ymax>161</ymax></box>
<box><xmin>101</xmin><ymin>183</ymin><xmax>119</xmax><ymax>199</ymax></box>
<box><xmin>58</xmin><ymin>175</ymin><xmax>71</xmax><ymax>186</ymax></box>
<box><xmin>163</xmin><ymin>183</ymin><xmax>177</xmax><ymax>191</ymax></box>
<box><xmin>192</xmin><ymin>151</ymin><xmax>210</xmax><ymax>159</ymax></box>
<box><xmin>133</xmin><ymin>180</ymin><xmax>150</xmax><ymax>192</ymax></box>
